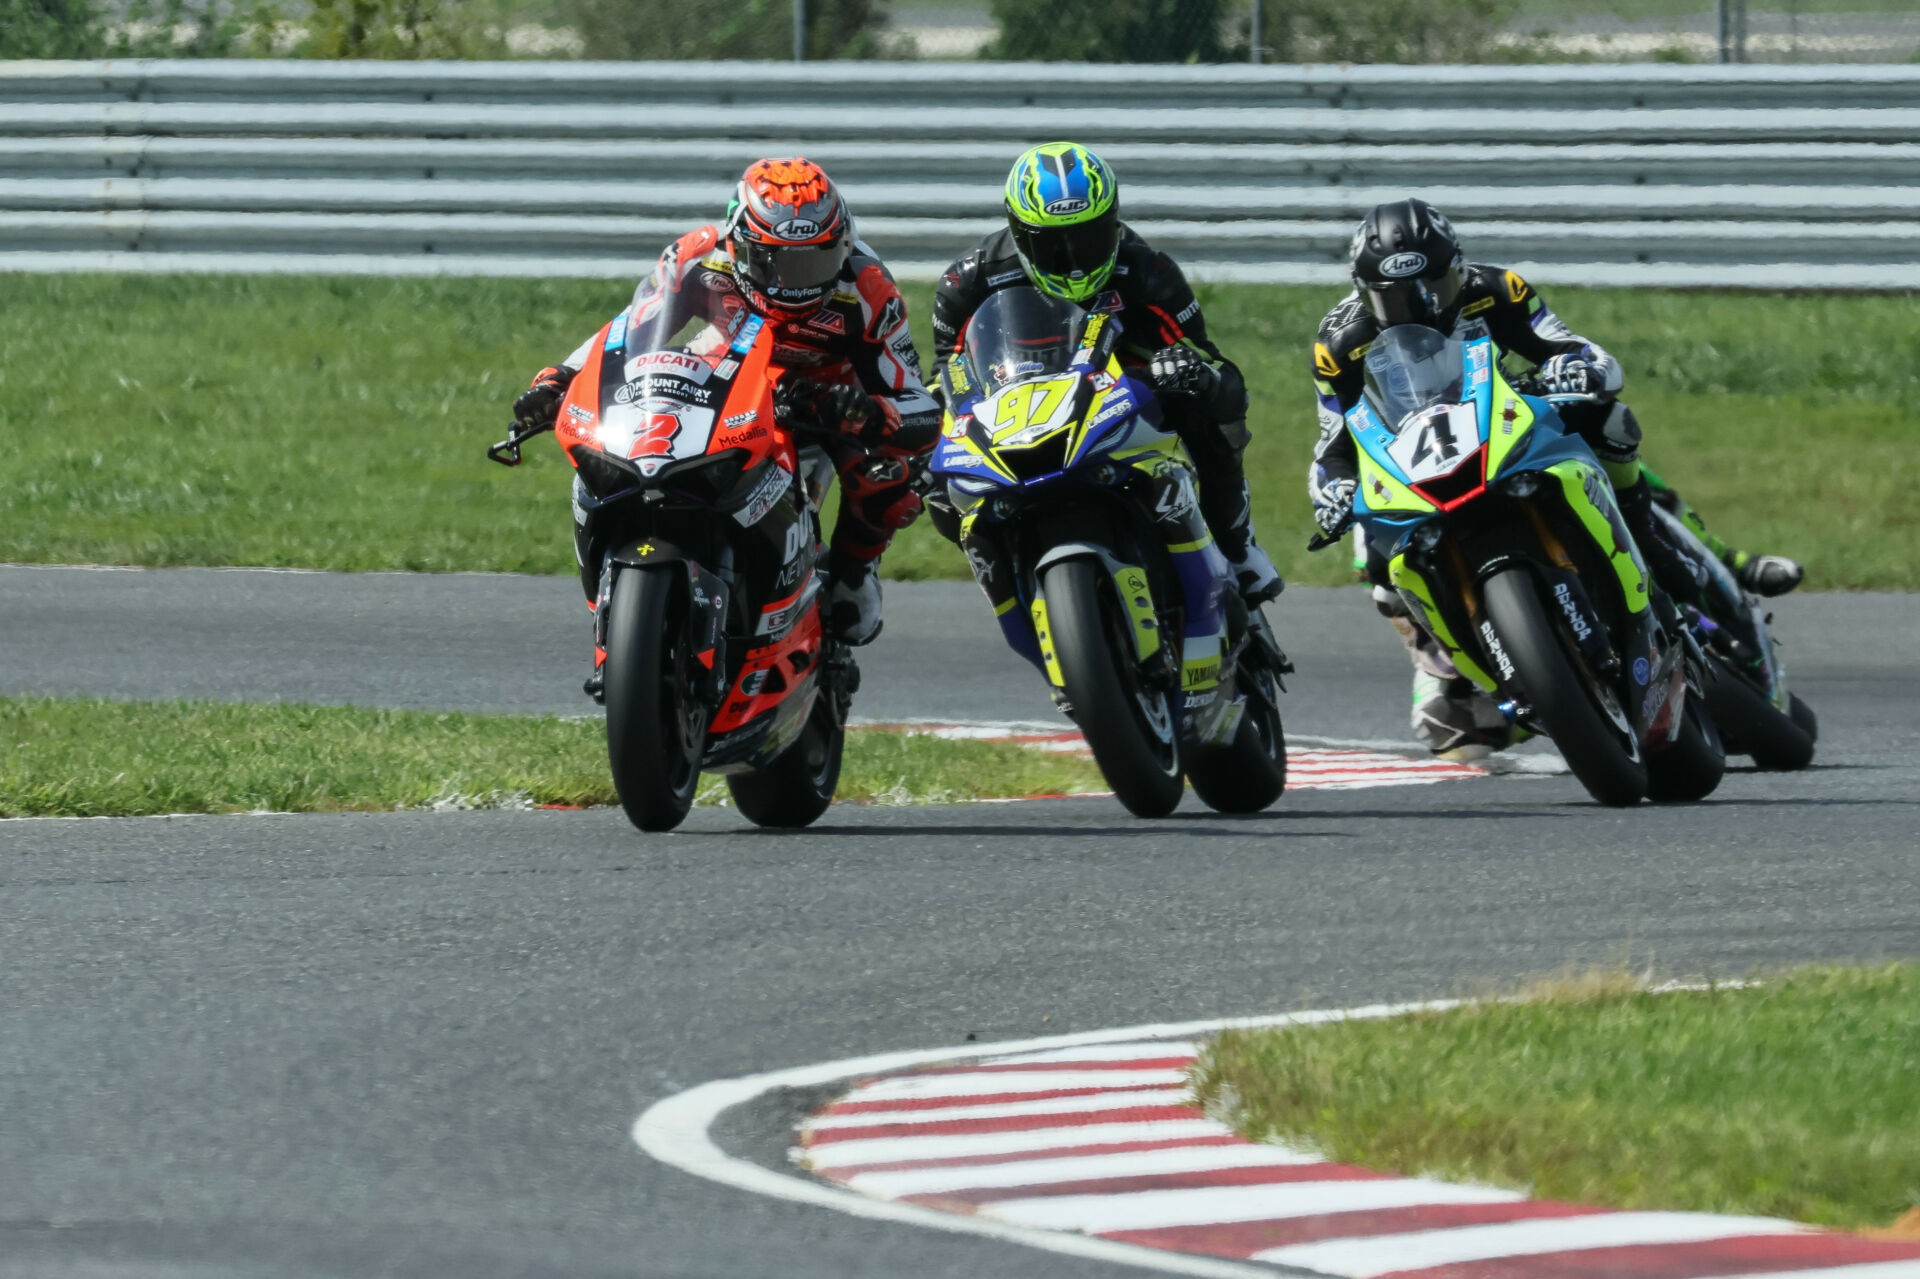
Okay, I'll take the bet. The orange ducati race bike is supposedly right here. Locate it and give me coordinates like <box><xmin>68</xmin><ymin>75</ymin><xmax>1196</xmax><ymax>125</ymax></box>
<box><xmin>490</xmin><ymin>307</ymin><xmax>858</xmax><ymax>833</ymax></box>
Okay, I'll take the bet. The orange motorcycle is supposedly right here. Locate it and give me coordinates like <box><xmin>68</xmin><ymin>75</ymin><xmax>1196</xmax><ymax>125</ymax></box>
<box><xmin>490</xmin><ymin>307</ymin><xmax>855</xmax><ymax>833</ymax></box>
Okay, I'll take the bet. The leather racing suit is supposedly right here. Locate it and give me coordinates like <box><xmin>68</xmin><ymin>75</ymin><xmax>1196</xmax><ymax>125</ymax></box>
<box><xmin>538</xmin><ymin>224</ymin><xmax>942</xmax><ymax>606</ymax></box>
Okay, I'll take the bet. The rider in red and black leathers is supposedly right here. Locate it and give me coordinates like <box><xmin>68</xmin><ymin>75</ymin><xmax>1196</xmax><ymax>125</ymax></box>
<box><xmin>930</xmin><ymin>227</ymin><xmax>1282</xmax><ymax>602</ymax></box>
<box><xmin>514</xmin><ymin>159</ymin><xmax>940</xmax><ymax>677</ymax></box>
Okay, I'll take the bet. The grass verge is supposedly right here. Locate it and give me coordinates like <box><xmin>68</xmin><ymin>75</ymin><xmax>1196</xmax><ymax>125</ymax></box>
<box><xmin>0</xmin><ymin>697</ymin><xmax>1106</xmax><ymax>818</ymax></box>
<box><xmin>2</xmin><ymin>275</ymin><xmax>1914</xmax><ymax>588</ymax></box>
<box><xmin>1193</xmin><ymin>964</ymin><xmax>1920</xmax><ymax>1231</ymax></box>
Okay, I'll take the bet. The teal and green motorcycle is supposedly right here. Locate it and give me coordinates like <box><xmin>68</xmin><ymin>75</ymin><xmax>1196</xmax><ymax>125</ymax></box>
<box><xmin>930</xmin><ymin>287</ymin><xmax>1290</xmax><ymax>818</ymax></box>
<box><xmin>1314</xmin><ymin>325</ymin><xmax>1724</xmax><ymax>807</ymax></box>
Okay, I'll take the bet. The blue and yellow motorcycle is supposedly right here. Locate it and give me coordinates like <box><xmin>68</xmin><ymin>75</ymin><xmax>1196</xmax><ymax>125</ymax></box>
<box><xmin>1314</xmin><ymin>325</ymin><xmax>1723</xmax><ymax>807</ymax></box>
<box><xmin>930</xmin><ymin>287</ymin><xmax>1290</xmax><ymax>817</ymax></box>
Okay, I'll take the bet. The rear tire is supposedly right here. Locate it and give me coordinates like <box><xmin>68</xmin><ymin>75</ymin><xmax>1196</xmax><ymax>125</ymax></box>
<box><xmin>727</xmin><ymin>696</ymin><xmax>844</xmax><ymax>829</ymax></box>
<box><xmin>1187</xmin><ymin>661</ymin><xmax>1286</xmax><ymax>814</ymax></box>
<box><xmin>605</xmin><ymin>567</ymin><xmax>706</xmax><ymax>832</ymax></box>
<box><xmin>1703</xmin><ymin>664</ymin><xmax>1816</xmax><ymax>771</ymax></box>
<box><xmin>1647</xmin><ymin>693</ymin><xmax>1726</xmax><ymax>803</ymax></box>
<box><xmin>1042</xmin><ymin>558</ymin><xmax>1184</xmax><ymax>818</ymax></box>
<box><xmin>1481</xmin><ymin>567</ymin><xmax>1648</xmax><ymax>807</ymax></box>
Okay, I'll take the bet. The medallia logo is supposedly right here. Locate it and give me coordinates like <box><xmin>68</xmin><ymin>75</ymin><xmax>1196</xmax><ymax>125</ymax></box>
<box><xmin>1043</xmin><ymin>197</ymin><xmax>1090</xmax><ymax>217</ymax></box>
<box><xmin>1379</xmin><ymin>252</ymin><xmax>1429</xmax><ymax>278</ymax></box>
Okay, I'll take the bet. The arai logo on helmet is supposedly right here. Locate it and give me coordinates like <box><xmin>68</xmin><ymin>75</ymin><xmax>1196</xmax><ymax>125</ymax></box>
<box><xmin>1043</xmin><ymin>197</ymin><xmax>1090</xmax><ymax>217</ymax></box>
<box><xmin>1379</xmin><ymin>252</ymin><xmax>1429</xmax><ymax>279</ymax></box>
<box><xmin>772</xmin><ymin>217</ymin><xmax>821</xmax><ymax>240</ymax></box>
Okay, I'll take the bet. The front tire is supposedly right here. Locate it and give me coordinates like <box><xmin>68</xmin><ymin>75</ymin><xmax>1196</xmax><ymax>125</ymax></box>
<box><xmin>1647</xmin><ymin>693</ymin><xmax>1726</xmax><ymax>803</ymax></box>
<box><xmin>727</xmin><ymin>695</ymin><xmax>844</xmax><ymax>829</ymax></box>
<box><xmin>604</xmin><ymin>567</ymin><xmax>707</xmax><ymax>832</ymax></box>
<box><xmin>1042</xmin><ymin>558</ymin><xmax>1184</xmax><ymax>818</ymax></box>
<box><xmin>1481</xmin><ymin>567</ymin><xmax>1648</xmax><ymax>807</ymax></box>
<box><xmin>1187</xmin><ymin>658</ymin><xmax>1286</xmax><ymax>814</ymax></box>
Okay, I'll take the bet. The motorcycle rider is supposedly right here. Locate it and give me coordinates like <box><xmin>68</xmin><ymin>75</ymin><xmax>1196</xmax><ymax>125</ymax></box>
<box><xmin>1309</xmin><ymin>198</ymin><xmax>1805</xmax><ymax>757</ymax></box>
<box><xmin>511</xmin><ymin>158</ymin><xmax>941</xmax><ymax>696</ymax></box>
<box><xmin>928</xmin><ymin>141</ymin><xmax>1283</xmax><ymax>603</ymax></box>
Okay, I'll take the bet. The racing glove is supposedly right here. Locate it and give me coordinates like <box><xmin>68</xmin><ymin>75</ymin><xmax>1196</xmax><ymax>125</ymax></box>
<box><xmin>781</xmin><ymin>379</ymin><xmax>885</xmax><ymax>448</ymax></box>
<box><xmin>1535</xmin><ymin>354</ymin><xmax>1601</xmax><ymax>398</ymax></box>
<box><xmin>1314</xmin><ymin>478</ymin><xmax>1357</xmax><ymax>537</ymax></box>
<box><xmin>1147</xmin><ymin>345</ymin><xmax>1221</xmax><ymax>399</ymax></box>
<box><xmin>513</xmin><ymin>366</ymin><xmax>575</xmax><ymax>428</ymax></box>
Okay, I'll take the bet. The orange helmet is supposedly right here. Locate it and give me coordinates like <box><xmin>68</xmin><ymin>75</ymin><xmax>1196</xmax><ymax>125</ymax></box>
<box><xmin>726</xmin><ymin>157</ymin><xmax>853</xmax><ymax>316</ymax></box>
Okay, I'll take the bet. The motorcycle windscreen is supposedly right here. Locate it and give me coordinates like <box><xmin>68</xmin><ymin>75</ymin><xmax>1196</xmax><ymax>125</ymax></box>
<box><xmin>962</xmin><ymin>286</ymin><xmax>1087</xmax><ymax>394</ymax></box>
<box><xmin>597</xmin><ymin>298</ymin><xmax>737</xmax><ymax>474</ymax></box>
<box><xmin>1362</xmin><ymin>325</ymin><xmax>1470</xmax><ymax>435</ymax></box>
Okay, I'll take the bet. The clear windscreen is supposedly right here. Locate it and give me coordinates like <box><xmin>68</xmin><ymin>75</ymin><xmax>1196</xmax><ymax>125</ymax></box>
<box><xmin>1362</xmin><ymin>325</ymin><xmax>1470</xmax><ymax>434</ymax></box>
<box><xmin>962</xmin><ymin>287</ymin><xmax>1086</xmax><ymax>395</ymax></box>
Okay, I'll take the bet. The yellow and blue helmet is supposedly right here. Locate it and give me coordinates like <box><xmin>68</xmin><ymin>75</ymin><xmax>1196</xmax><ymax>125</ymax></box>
<box><xmin>1003</xmin><ymin>142</ymin><xmax>1121</xmax><ymax>305</ymax></box>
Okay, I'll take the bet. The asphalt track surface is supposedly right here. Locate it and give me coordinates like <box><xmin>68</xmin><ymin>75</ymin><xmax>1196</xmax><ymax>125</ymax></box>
<box><xmin>4</xmin><ymin>565</ymin><xmax>1917</xmax><ymax>1279</ymax></box>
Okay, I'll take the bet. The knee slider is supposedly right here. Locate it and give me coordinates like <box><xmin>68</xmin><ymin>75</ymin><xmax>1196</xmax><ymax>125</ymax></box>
<box><xmin>1596</xmin><ymin>401</ymin><xmax>1641</xmax><ymax>465</ymax></box>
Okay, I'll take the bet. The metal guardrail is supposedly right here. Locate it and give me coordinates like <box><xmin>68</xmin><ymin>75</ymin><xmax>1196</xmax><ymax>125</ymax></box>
<box><xmin>3</xmin><ymin>59</ymin><xmax>1918</xmax><ymax>288</ymax></box>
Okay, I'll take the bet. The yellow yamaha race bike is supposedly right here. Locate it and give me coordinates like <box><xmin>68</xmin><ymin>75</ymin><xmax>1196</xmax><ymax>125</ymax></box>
<box><xmin>930</xmin><ymin>287</ymin><xmax>1290</xmax><ymax>818</ymax></box>
<box><xmin>1314</xmin><ymin>326</ymin><xmax>1724</xmax><ymax>807</ymax></box>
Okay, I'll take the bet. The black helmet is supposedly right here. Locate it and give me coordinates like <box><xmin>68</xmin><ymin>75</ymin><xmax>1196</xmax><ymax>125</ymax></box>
<box><xmin>1350</xmin><ymin>198</ymin><xmax>1466</xmax><ymax>328</ymax></box>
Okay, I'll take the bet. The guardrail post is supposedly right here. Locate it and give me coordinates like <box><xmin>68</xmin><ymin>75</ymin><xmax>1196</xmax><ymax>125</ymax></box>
<box><xmin>1250</xmin><ymin>0</ymin><xmax>1263</xmax><ymax>64</ymax></box>
<box><xmin>1717</xmin><ymin>0</ymin><xmax>1748</xmax><ymax>63</ymax></box>
<box><xmin>793</xmin><ymin>0</ymin><xmax>806</xmax><ymax>61</ymax></box>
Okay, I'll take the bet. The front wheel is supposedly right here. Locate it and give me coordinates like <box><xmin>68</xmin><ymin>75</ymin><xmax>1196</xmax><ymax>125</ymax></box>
<box><xmin>1042</xmin><ymin>558</ymin><xmax>1184</xmax><ymax>818</ymax></box>
<box><xmin>1187</xmin><ymin>657</ymin><xmax>1286</xmax><ymax>814</ymax></box>
<box><xmin>1647</xmin><ymin>693</ymin><xmax>1726</xmax><ymax>803</ymax></box>
<box><xmin>604</xmin><ymin>567</ymin><xmax>707</xmax><ymax>832</ymax></box>
<box><xmin>1481</xmin><ymin>567</ymin><xmax>1647</xmax><ymax>807</ymax></box>
<box><xmin>726</xmin><ymin>694</ymin><xmax>845</xmax><ymax>829</ymax></box>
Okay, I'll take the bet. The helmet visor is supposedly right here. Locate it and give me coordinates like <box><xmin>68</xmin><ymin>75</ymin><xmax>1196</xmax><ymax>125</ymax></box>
<box><xmin>1361</xmin><ymin>261</ymin><xmax>1464</xmax><ymax>327</ymax></box>
<box><xmin>738</xmin><ymin>237</ymin><xmax>849</xmax><ymax>305</ymax></box>
<box><xmin>1009</xmin><ymin>205</ymin><xmax>1120</xmax><ymax>284</ymax></box>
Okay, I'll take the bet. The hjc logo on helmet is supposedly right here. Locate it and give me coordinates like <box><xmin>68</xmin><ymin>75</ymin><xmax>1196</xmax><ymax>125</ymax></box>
<box><xmin>1043</xmin><ymin>197</ymin><xmax>1090</xmax><ymax>217</ymax></box>
<box><xmin>1379</xmin><ymin>252</ymin><xmax>1429</xmax><ymax>278</ymax></box>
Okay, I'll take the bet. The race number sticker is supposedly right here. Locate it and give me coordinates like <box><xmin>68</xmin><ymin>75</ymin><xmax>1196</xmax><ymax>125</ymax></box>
<box><xmin>1386</xmin><ymin>403</ymin><xmax>1479</xmax><ymax>483</ymax></box>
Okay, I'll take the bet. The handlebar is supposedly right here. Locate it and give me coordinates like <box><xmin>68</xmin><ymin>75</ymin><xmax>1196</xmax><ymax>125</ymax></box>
<box><xmin>487</xmin><ymin>417</ymin><xmax>553</xmax><ymax>467</ymax></box>
<box><xmin>1306</xmin><ymin>528</ymin><xmax>1347</xmax><ymax>553</ymax></box>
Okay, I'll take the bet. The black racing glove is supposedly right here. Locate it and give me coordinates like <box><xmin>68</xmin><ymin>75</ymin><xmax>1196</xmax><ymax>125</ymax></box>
<box><xmin>513</xmin><ymin>366</ymin><xmax>575</xmax><ymax>428</ymax></box>
<box><xmin>779</xmin><ymin>378</ymin><xmax>884</xmax><ymax>448</ymax></box>
<box><xmin>1147</xmin><ymin>344</ymin><xmax>1221</xmax><ymax>399</ymax></box>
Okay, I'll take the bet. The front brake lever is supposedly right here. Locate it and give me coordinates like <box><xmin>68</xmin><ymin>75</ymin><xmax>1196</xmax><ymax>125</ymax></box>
<box><xmin>487</xmin><ymin>418</ymin><xmax>552</xmax><ymax>467</ymax></box>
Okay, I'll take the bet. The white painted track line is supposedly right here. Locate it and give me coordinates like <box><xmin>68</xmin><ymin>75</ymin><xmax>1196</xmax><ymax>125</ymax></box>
<box><xmin>1255</xmin><ymin>1212</ymin><xmax>1808</xmax><ymax>1274</ymax></box>
<box><xmin>806</xmin><ymin>1087</ymin><xmax>1191</xmax><ymax>1128</ymax></box>
<box><xmin>803</xmin><ymin>1118</ymin><xmax>1231</xmax><ymax>1169</ymax></box>
<box><xmin>986</xmin><ymin>1178</ymin><xmax>1525</xmax><ymax>1233</ymax></box>
<box><xmin>844</xmin><ymin>1144</ymin><xmax>1328</xmax><ymax>1198</ymax></box>
<box><xmin>981</xmin><ymin>1041</ymin><xmax>1202</xmax><ymax>1065</ymax></box>
<box><xmin>846</xmin><ymin>1066</ymin><xmax>1190</xmax><ymax>1100</ymax></box>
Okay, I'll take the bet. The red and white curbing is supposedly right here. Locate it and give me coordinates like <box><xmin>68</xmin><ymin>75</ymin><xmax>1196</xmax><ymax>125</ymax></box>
<box><xmin>797</xmin><ymin>1040</ymin><xmax>1920</xmax><ymax>1279</ymax></box>
<box><xmin>863</xmin><ymin>721</ymin><xmax>1492</xmax><ymax>792</ymax></box>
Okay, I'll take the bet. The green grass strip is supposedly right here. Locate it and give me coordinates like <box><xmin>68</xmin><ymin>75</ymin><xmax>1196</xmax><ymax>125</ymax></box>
<box><xmin>2</xmin><ymin>274</ymin><xmax>1915</xmax><ymax>588</ymax></box>
<box><xmin>1193</xmin><ymin>965</ymin><xmax>1920</xmax><ymax>1230</ymax></box>
<box><xmin>0</xmin><ymin>697</ymin><xmax>1105</xmax><ymax>818</ymax></box>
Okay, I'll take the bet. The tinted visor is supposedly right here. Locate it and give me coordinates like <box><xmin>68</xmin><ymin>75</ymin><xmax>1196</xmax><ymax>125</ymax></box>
<box><xmin>738</xmin><ymin>237</ymin><xmax>849</xmax><ymax>303</ymax></box>
<box><xmin>1361</xmin><ymin>261</ymin><xmax>1464</xmax><ymax>327</ymax></box>
<box><xmin>1009</xmin><ymin>205</ymin><xmax>1120</xmax><ymax>281</ymax></box>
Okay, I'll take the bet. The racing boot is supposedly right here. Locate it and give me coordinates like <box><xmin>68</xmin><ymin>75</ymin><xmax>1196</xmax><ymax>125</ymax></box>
<box><xmin>1380</xmin><ymin>588</ymin><xmax>1517</xmax><ymax>760</ymax></box>
<box><xmin>1204</xmin><ymin>477</ymin><xmax>1284</xmax><ymax>603</ymax></box>
<box><xmin>1730</xmin><ymin>551</ymin><xmax>1805</xmax><ymax>597</ymax></box>
<box><xmin>828</xmin><ymin>555</ymin><xmax>884</xmax><ymax>647</ymax></box>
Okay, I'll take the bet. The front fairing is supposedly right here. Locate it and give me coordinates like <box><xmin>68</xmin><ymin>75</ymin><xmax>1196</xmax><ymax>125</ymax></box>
<box><xmin>931</xmin><ymin>353</ymin><xmax>1165</xmax><ymax>511</ymax></box>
